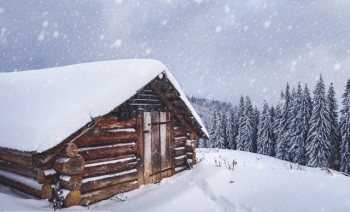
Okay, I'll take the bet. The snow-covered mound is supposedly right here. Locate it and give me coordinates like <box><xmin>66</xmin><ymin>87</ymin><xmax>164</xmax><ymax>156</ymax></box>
<box><xmin>1</xmin><ymin>149</ymin><xmax>349</xmax><ymax>211</ymax></box>
<box><xmin>0</xmin><ymin>59</ymin><xmax>206</xmax><ymax>152</ymax></box>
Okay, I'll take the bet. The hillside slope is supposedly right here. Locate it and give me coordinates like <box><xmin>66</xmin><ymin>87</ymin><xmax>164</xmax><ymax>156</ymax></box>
<box><xmin>0</xmin><ymin>149</ymin><xmax>349</xmax><ymax>211</ymax></box>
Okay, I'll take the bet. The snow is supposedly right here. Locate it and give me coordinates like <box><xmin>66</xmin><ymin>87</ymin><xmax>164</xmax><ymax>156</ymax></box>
<box><xmin>1</xmin><ymin>149</ymin><xmax>350</xmax><ymax>211</ymax></box>
<box><xmin>0</xmin><ymin>59</ymin><xmax>207</xmax><ymax>152</ymax></box>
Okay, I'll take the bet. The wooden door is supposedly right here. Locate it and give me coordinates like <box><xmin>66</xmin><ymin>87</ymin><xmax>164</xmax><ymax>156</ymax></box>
<box><xmin>143</xmin><ymin>112</ymin><xmax>173</xmax><ymax>184</ymax></box>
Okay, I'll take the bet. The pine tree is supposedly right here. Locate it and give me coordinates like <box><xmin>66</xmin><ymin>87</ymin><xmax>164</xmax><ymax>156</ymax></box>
<box><xmin>288</xmin><ymin>83</ymin><xmax>305</xmax><ymax>164</ymax></box>
<box><xmin>270</xmin><ymin>106</ymin><xmax>276</xmax><ymax>156</ymax></box>
<box><xmin>273</xmin><ymin>92</ymin><xmax>283</xmax><ymax>148</ymax></box>
<box><xmin>301</xmin><ymin>84</ymin><xmax>312</xmax><ymax>146</ymax></box>
<box><xmin>226</xmin><ymin>109</ymin><xmax>237</xmax><ymax>149</ymax></box>
<box><xmin>327</xmin><ymin>83</ymin><xmax>341</xmax><ymax>169</ymax></box>
<box><xmin>220</xmin><ymin>112</ymin><xmax>229</xmax><ymax>149</ymax></box>
<box><xmin>241</xmin><ymin>96</ymin><xmax>255</xmax><ymax>152</ymax></box>
<box><xmin>252</xmin><ymin>106</ymin><xmax>260</xmax><ymax>153</ymax></box>
<box><xmin>276</xmin><ymin>83</ymin><xmax>291</xmax><ymax>161</ymax></box>
<box><xmin>257</xmin><ymin>101</ymin><xmax>274</xmax><ymax>156</ymax></box>
<box><xmin>208</xmin><ymin>110</ymin><xmax>218</xmax><ymax>148</ymax></box>
<box><xmin>306</xmin><ymin>75</ymin><xmax>332</xmax><ymax>168</ymax></box>
<box><xmin>340</xmin><ymin>79</ymin><xmax>350</xmax><ymax>173</ymax></box>
<box><xmin>236</xmin><ymin>96</ymin><xmax>245</xmax><ymax>150</ymax></box>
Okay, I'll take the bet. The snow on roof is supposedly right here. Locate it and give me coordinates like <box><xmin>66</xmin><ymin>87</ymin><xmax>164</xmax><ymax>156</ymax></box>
<box><xmin>0</xmin><ymin>59</ymin><xmax>208</xmax><ymax>153</ymax></box>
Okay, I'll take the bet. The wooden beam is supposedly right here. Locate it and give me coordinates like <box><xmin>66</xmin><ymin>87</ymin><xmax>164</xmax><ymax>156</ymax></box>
<box><xmin>0</xmin><ymin>148</ymin><xmax>33</xmax><ymax>167</ymax></box>
<box><xmin>79</xmin><ymin>145</ymin><xmax>137</xmax><ymax>161</ymax></box>
<box><xmin>136</xmin><ymin>112</ymin><xmax>145</xmax><ymax>186</ymax></box>
<box><xmin>81</xmin><ymin>159</ymin><xmax>137</xmax><ymax>178</ymax></box>
<box><xmin>75</xmin><ymin>131</ymin><xmax>137</xmax><ymax>148</ymax></box>
<box><xmin>149</xmin><ymin>81</ymin><xmax>198</xmax><ymax>138</ymax></box>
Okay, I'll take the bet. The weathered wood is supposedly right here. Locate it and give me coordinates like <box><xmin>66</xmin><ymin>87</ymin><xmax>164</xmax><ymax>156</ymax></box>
<box><xmin>175</xmin><ymin>157</ymin><xmax>187</xmax><ymax>167</ymax></box>
<box><xmin>81</xmin><ymin>171</ymin><xmax>138</xmax><ymax>193</ymax></box>
<box><xmin>80</xmin><ymin>181</ymin><xmax>139</xmax><ymax>206</ymax></box>
<box><xmin>79</xmin><ymin>145</ymin><xmax>137</xmax><ymax>161</ymax></box>
<box><xmin>81</xmin><ymin>159</ymin><xmax>137</xmax><ymax>178</ymax></box>
<box><xmin>59</xmin><ymin>143</ymin><xmax>78</xmax><ymax>158</ymax></box>
<box><xmin>150</xmin><ymin>81</ymin><xmax>198</xmax><ymax>137</ymax></box>
<box><xmin>0</xmin><ymin>175</ymin><xmax>41</xmax><ymax>198</ymax></box>
<box><xmin>0</xmin><ymin>148</ymin><xmax>33</xmax><ymax>167</ymax></box>
<box><xmin>0</xmin><ymin>161</ymin><xmax>45</xmax><ymax>183</ymax></box>
<box><xmin>60</xmin><ymin>175</ymin><xmax>83</xmax><ymax>190</ymax></box>
<box><xmin>94</xmin><ymin>118</ymin><xmax>136</xmax><ymax>129</ymax></box>
<box><xmin>84</xmin><ymin>154</ymin><xmax>135</xmax><ymax>165</ymax></box>
<box><xmin>75</xmin><ymin>131</ymin><xmax>137</xmax><ymax>148</ymax></box>
<box><xmin>174</xmin><ymin>137</ymin><xmax>186</xmax><ymax>148</ymax></box>
<box><xmin>174</xmin><ymin>148</ymin><xmax>186</xmax><ymax>157</ymax></box>
<box><xmin>143</xmin><ymin>112</ymin><xmax>152</xmax><ymax>184</ymax></box>
<box><xmin>41</xmin><ymin>182</ymin><xmax>53</xmax><ymax>199</ymax></box>
<box><xmin>175</xmin><ymin>166</ymin><xmax>187</xmax><ymax>174</ymax></box>
<box><xmin>54</xmin><ymin>155</ymin><xmax>85</xmax><ymax>175</ymax></box>
<box><xmin>136</xmin><ymin>112</ymin><xmax>145</xmax><ymax>186</ymax></box>
<box><xmin>151</xmin><ymin>112</ymin><xmax>161</xmax><ymax>183</ymax></box>
<box><xmin>169</xmin><ymin>116</ymin><xmax>175</xmax><ymax>176</ymax></box>
<box><xmin>174</xmin><ymin>128</ymin><xmax>187</xmax><ymax>137</ymax></box>
<box><xmin>186</xmin><ymin>145</ymin><xmax>195</xmax><ymax>153</ymax></box>
<box><xmin>64</xmin><ymin>189</ymin><xmax>81</xmax><ymax>207</ymax></box>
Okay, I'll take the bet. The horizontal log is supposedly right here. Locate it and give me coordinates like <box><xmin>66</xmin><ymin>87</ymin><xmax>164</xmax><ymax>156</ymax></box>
<box><xmin>186</xmin><ymin>145</ymin><xmax>195</xmax><ymax>153</ymax></box>
<box><xmin>174</xmin><ymin>137</ymin><xmax>186</xmax><ymax>148</ymax></box>
<box><xmin>60</xmin><ymin>175</ymin><xmax>83</xmax><ymax>190</ymax></box>
<box><xmin>75</xmin><ymin>131</ymin><xmax>137</xmax><ymax>148</ymax></box>
<box><xmin>0</xmin><ymin>161</ymin><xmax>45</xmax><ymax>183</ymax></box>
<box><xmin>54</xmin><ymin>155</ymin><xmax>85</xmax><ymax>175</ymax></box>
<box><xmin>175</xmin><ymin>157</ymin><xmax>187</xmax><ymax>167</ymax></box>
<box><xmin>0</xmin><ymin>148</ymin><xmax>33</xmax><ymax>167</ymax></box>
<box><xmin>174</xmin><ymin>148</ymin><xmax>186</xmax><ymax>157</ymax></box>
<box><xmin>174</xmin><ymin>128</ymin><xmax>186</xmax><ymax>137</ymax></box>
<box><xmin>82</xmin><ymin>159</ymin><xmax>137</xmax><ymax>178</ymax></box>
<box><xmin>59</xmin><ymin>143</ymin><xmax>78</xmax><ymax>158</ymax></box>
<box><xmin>81</xmin><ymin>171</ymin><xmax>138</xmax><ymax>193</ymax></box>
<box><xmin>64</xmin><ymin>189</ymin><xmax>81</xmax><ymax>207</ymax></box>
<box><xmin>175</xmin><ymin>166</ymin><xmax>187</xmax><ymax>174</ymax></box>
<box><xmin>80</xmin><ymin>181</ymin><xmax>139</xmax><ymax>206</ymax></box>
<box><xmin>0</xmin><ymin>175</ymin><xmax>41</xmax><ymax>198</ymax></box>
<box><xmin>94</xmin><ymin>118</ymin><xmax>136</xmax><ymax>129</ymax></box>
<box><xmin>79</xmin><ymin>145</ymin><xmax>137</xmax><ymax>161</ymax></box>
<box><xmin>85</xmin><ymin>154</ymin><xmax>136</xmax><ymax>165</ymax></box>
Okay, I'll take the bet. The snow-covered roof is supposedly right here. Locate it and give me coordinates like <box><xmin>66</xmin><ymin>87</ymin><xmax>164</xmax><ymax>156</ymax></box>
<box><xmin>0</xmin><ymin>59</ymin><xmax>208</xmax><ymax>152</ymax></box>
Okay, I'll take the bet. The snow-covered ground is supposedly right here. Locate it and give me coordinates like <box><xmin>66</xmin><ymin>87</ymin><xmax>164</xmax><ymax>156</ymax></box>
<box><xmin>1</xmin><ymin>149</ymin><xmax>350</xmax><ymax>211</ymax></box>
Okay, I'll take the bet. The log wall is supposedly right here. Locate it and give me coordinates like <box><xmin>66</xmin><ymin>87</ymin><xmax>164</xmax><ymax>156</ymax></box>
<box><xmin>0</xmin><ymin>114</ymin><xmax>199</xmax><ymax>207</ymax></box>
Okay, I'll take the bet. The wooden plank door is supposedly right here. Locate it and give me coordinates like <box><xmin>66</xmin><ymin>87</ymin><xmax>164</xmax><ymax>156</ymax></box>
<box><xmin>143</xmin><ymin>112</ymin><xmax>172</xmax><ymax>184</ymax></box>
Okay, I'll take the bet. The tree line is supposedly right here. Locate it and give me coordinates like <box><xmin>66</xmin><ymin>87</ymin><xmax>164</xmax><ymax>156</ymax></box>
<box><xmin>197</xmin><ymin>76</ymin><xmax>350</xmax><ymax>174</ymax></box>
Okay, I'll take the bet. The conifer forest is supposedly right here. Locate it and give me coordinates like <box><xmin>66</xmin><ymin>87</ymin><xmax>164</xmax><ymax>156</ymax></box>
<box><xmin>192</xmin><ymin>76</ymin><xmax>350</xmax><ymax>174</ymax></box>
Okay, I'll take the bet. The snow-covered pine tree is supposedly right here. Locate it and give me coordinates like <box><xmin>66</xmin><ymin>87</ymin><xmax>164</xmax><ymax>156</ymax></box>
<box><xmin>236</xmin><ymin>96</ymin><xmax>245</xmax><ymax>150</ymax></box>
<box><xmin>226</xmin><ymin>109</ymin><xmax>236</xmax><ymax>149</ymax></box>
<box><xmin>241</xmin><ymin>96</ymin><xmax>255</xmax><ymax>152</ymax></box>
<box><xmin>276</xmin><ymin>83</ymin><xmax>291</xmax><ymax>161</ymax></box>
<box><xmin>270</xmin><ymin>106</ymin><xmax>276</xmax><ymax>156</ymax></box>
<box><xmin>220</xmin><ymin>111</ymin><xmax>229</xmax><ymax>149</ymax></box>
<box><xmin>301</xmin><ymin>84</ymin><xmax>312</xmax><ymax>146</ymax></box>
<box><xmin>257</xmin><ymin>101</ymin><xmax>274</xmax><ymax>156</ymax></box>
<box><xmin>273</xmin><ymin>91</ymin><xmax>284</xmax><ymax>148</ymax></box>
<box><xmin>288</xmin><ymin>83</ymin><xmax>306</xmax><ymax>164</ymax></box>
<box><xmin>327</xmin><ymin>82</ymin><xmax>341</xmax><ymax>169</ymax></box>
<box><xmin>208</xmin><ymin>110</ymin><xmax>218</xmax><ymax>148</ymax></box>
<box><xmin>340</xmin><ymin>79</ymin><xmax>350</xmax><ymax>173</ymax></box>
<box><xmin>252</xmin><ymin>106</ymin><xmax>260</xmax><ymax>153</ymax></box>
<box><xmin>306</xmin><ymin>75</ymin><xmax>332</xmax><ymax>168</ymax></box>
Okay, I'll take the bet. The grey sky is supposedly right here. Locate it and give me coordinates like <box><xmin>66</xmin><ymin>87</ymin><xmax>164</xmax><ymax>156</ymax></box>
<box><xmin>1</xmin><ymin>0</ymin><xmax>349</xmax><ymax>106</ymax></box>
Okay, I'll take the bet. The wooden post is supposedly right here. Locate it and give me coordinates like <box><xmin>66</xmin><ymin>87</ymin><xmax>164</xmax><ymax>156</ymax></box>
<box><xmin>136</xmin><ymin>112</ymin><xmax>145</xmax><ymax>186</ymax></box>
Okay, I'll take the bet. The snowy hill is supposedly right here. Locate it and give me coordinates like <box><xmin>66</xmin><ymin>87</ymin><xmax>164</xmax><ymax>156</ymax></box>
<box><xmin>1</xmin><ymin>149</ymin><xmax>350</xmax><ymax>211</ymax></box>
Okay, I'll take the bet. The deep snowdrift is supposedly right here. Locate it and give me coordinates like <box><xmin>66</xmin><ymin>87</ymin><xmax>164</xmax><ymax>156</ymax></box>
<box><xmin>0</xmin><ymin>149</ymin><xmax>349</xmax><ymax>211</ymax></box>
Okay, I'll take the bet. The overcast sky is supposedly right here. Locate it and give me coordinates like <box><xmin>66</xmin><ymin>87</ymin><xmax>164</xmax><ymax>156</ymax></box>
<box><xmin>1</xmin><ymin>0</ymin><xmax>349</xmax><ymax>106</ymax></box>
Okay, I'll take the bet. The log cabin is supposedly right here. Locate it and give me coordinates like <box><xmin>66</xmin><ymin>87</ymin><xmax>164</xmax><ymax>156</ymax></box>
<box><xmin>0</xmin><ymin>59</ymin><xmax>208</xmax><ymax>207</ymax></box>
